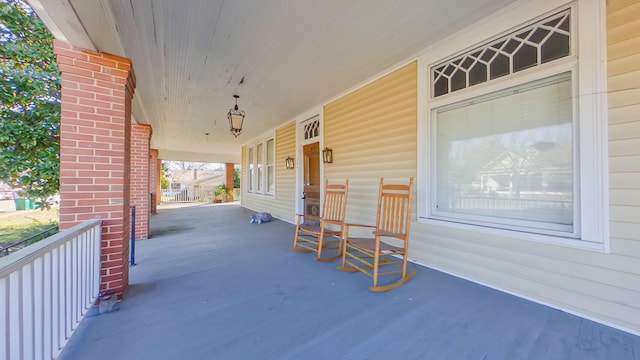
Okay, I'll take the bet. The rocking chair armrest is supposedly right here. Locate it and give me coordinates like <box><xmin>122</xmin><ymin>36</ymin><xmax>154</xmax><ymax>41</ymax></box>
<box><xmin>344</xmin><ymin>223</ymin><xmax>376</xmax><ymax>229</ymax></box>
<box><xmin>322</xmin><ymin>219</ymin><xmax>344</xmax><ymax>225</ymax></box>
<box><xmin>344</xmin><ymin>224</ymin><xmax>376</xmax><ymax>238</ymax></box>
<box><xmin>373</xmin><ymin>230</ymin><xmax>405</xmax><ymax>239</ymax></box>
<box><xmin>295</xmin><ymin>214</ymin><xmax>321</xmax><ymax>219</ymax></box>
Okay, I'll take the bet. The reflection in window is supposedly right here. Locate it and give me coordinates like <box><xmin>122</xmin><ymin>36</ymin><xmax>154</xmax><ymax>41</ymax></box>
<box><xmin>256</xmin><ymin>143</ymin><xmax>263</xmax><ymax>192</ymax></box>
<box><xmin>266</xmin><ymin>139</ymin><xmax>275</xmax><ymax>194</ymax></box>
<box><xmin>248</xmin><ymin>147</ymin><xmax>254</xmax><ymax>192</ymax></box>
<box><xmin>432</xmin><ymin>73</ymin><xmax>574</xmax><ymax>233</ymax></box>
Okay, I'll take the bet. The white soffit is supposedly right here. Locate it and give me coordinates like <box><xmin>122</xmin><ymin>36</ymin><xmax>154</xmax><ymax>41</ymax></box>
<box><xmin>38</xmin><ymin>0</ymin><xmax>521</xmax><ymax>162</ymax></box>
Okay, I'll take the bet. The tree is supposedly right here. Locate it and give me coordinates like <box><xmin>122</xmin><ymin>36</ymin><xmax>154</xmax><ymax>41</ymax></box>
<box><xmin>160</xmin><ymin>162</ymin><xmax>170</xmax><ymax>189</ymax></box>
<box><xmin>163</xmin><ymin>161</ymin><xmax>222</xmax><ymax>171</ymax></box>
<box><xmin>233</xmin><ymin>166</ymin><xmax>240</xmax><ymax>188</ymax></box>
<box><xmin>0</xmin><ymin>0</ymin><xmax>60</xmax><ymax>207</ymax></box>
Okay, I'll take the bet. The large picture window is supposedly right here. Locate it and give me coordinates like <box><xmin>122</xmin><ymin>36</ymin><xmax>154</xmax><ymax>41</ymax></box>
<box><xmin>419</xmin><ymin>1</ymin><xmax>608</xmax><ymax>249</ymax></box>
<box><xmin>432</xmin><ymin>73</ymin><xmax>574</xmax><ymax>235</ymax></box>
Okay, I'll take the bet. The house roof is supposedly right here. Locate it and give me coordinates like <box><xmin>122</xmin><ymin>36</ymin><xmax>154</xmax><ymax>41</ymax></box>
<box><xmin>168</xmin><ymin>170</ymin><xmax>223</xmax><ymax>185</ymax></box>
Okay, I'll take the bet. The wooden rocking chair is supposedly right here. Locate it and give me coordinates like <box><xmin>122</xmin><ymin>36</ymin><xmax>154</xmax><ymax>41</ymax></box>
<box><xmin>339</xmin><ymin>177</ymin><xmax>415</xmax><ymax>291</ymax></box>
<box><xmin>292</xmin><ymin>179</ymin><xmax>349</xmax><ymax>261</ymax></box>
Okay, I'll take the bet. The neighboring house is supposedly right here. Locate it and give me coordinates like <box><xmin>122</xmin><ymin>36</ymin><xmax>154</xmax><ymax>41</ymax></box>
<box><xmin>190</xmin><ymin>173</ymin><xmax>226</xmax><ymax>188</ymax></box>
<box><xmin>473</xmin><ymin>150</ymin><xmax>572</xmax><ymax>194</ymax></box>
<box><xmin>241</xmin><ymin>0</ymin><xmax>640</xmax><ymax>335</ymax></box>
<box><xmin>162</xmin><ymin>170</ymin><xmax>224</xmax><ymax>200</ymax></box>
<box><xmin>164</xmin><ymin>169</ymin><xmax>221</xmax><ymax>189</ymax></box>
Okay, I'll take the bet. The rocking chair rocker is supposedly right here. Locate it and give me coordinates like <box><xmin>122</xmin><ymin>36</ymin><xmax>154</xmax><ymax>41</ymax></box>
<box><xmin>339</xmin><ymin>177</ymin><xmax>415</xmax><ymax>291</ymax></box>
<box><xmin>292</xmin><ymin>179</ymin><xmax>349</xmax><ymax>261</ymax></box>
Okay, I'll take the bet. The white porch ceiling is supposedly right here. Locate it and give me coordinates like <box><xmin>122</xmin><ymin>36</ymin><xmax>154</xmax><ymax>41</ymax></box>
<box><xmin>32</xmin><ymin>0</ymin><xmax>520</xmax><ymax>163</ymax></box>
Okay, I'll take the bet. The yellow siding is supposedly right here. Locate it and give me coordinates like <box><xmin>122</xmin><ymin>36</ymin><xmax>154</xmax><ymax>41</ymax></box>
<box><xmin>607</xmin><ymin>0</ymin><xmax>640</xmax><ymax>288</ymax></box>
<box><xmin>241</xmin><ymin>122</ymin><xmax>296</xmax><ymax>222</ymax></box>
<box><xmin>324</xmin><ymin>62</ymin><xmax>417</xmax><ymax>227</ymax></box>
<box><xmin>606</xmin><ymin>0</ymin><xmax>640</xmax><ymax>303</ymax></box>
<box><xmin>608</xmin><ymin>0</ymin><xmax>639</xmax><ymax>12</ymax></box>
<box><xmin>274</xmin><ymin>121</ymin><xmax>296</xmax><ymax>220</ymax></box>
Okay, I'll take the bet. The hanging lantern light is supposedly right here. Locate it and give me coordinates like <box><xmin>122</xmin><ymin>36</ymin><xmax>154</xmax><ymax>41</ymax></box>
<box><xmin>227</xmin><ymin>95</ymin><xmax>245</xmax><ymax>138</ymax></box>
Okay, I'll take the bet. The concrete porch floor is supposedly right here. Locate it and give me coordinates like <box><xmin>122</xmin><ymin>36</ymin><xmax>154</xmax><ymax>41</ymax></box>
<box><xmin>59</xmin><ymin>203</ymin><xmax>639</xmax><ymax>360</ymax></box>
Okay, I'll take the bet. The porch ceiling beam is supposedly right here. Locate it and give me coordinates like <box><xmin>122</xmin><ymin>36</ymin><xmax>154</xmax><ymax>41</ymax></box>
<box><xmin>158</xmin><ymin>149</ymin><xmax>241</xmax><ymax>164</ymax></box>
<box><xmin>27</xmin><ymin>0</ymin><xmax>96</xmax><ymax>51</ymax></box>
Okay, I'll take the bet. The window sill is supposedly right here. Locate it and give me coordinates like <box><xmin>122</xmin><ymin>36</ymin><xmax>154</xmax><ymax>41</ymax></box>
<box><xmin>246</xmin><ymin>192</ymin><xmax>275</xmax><ymax>199</ymax></box>
<box><xmin>417</xmin><ymin>217</ymin><xmax>609</xmax><ymax>253</ymax></box>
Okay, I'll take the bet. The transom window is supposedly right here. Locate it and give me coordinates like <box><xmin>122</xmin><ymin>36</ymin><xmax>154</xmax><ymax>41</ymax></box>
<box><xmin>432</xmin><ymin>10</ymin><xmax>570</xmax><ymax>97</ymax></box>
<box><xmin>303</xmin><ymin>119</ymin><xmax>319</xmax><ymax>140</ymax></box>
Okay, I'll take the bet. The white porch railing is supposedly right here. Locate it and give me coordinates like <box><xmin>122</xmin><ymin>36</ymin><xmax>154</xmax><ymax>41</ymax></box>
<box><xmin>161</xmin><ymin>185</ymin><xmax>216</xmax><ymax>204</ymax></box>
<box><xmin>0</xmin><ymin>219</ymin><xmax>102</xmax><ymax>360</ymax></box>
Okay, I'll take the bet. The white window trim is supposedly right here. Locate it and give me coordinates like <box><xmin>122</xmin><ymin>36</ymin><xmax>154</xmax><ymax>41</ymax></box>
<box><xmin>417</xmin><ymin>0</ymin><xmax>609</xmax><ymax>252</ymax></box>
<box><xmin>266</xmin><ymin>138</ymin><xmax>275</xmax><ymax>195</ymax></box>
<box><xmin>247</xmin><ymin>146</ymin><xmax>255</xmax><ymax>193</ymax></box>
<box><xmin>247</xmin><ymin>135</ymin><xmax>276</xmax><ymax>197</ymax></box>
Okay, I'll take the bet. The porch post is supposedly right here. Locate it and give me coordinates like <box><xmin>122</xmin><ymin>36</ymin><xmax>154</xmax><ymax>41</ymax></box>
<box><xmin>225</xmin><ymin>163</ymin><xmax>235</xmax><ymax>202</ymax></box>
<box><xmin>54</xmin><ymin>40</ymin><xmax>136</xmax><ymax>297</ymax></box>
<box><xmin>150</xmin><ymin>149</ymin><xmax>159</xmax><ymax>214</ymax></box>
<box><xmin>131</xmin><ymin>124</ymin><xmax>152</xmax><ymax>239</ymax></box>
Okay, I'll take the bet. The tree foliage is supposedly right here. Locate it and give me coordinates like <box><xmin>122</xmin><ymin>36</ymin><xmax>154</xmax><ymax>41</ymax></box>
<box><xmin>160</xmin><ymin>162</ymin><xmax>170</xmax><ymax>189</ymax></box>
<box><xmin>233</xmin><ymin>166</ymin><xmax>240</xmax><ymax>188</ymax></box>
<box><xmin>0</xmin><ymin>0</ymin><xmax>60</xmax><ymax>206</ymax></box>
<box><xmin>163</xmin><ymin>161</ymin><xmax>222</xmax><ymax>171</ymax></box>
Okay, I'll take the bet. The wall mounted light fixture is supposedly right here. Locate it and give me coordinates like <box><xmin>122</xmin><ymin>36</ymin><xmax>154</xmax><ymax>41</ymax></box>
<box><xmin>285</xmin><ymin>156</ymin><xmax>295</xmax><ymax>170</ymax></box>
<box><xmin>322</xmin><ymin>147</ymin><xmax>333</xmax><ymax>164</ymax></box>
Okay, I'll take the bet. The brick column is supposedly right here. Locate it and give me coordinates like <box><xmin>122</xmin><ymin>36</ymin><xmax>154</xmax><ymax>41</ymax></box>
<box><xmin>131</xmin><ymin>124</ymin><xmax>151</xmax><ymax>240</ymax></box>
<box><xmin>225</xmin><ymin>163</ymin><xmax>235</xmax><ymax>202</ymax></box>
<box><xmin>55</xmin><ymin>40</ymin><xmax>136</xmax><ymax>298</ymax></box>
<box><xmin>150</xmin><ymin>149</ymin><xmax>159</xmax><ymax>214</ymax></box>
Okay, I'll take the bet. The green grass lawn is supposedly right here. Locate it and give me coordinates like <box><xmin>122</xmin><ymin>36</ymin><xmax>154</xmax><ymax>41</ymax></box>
<box><xmin>0</xmin><ymin>223</ymin><xmax>58</xmax><ymax>244</ymax></box>
<box><xmin>0</xmin><ymin>208</ymin><xmax>59</xmax><ymax>247</ymax></box>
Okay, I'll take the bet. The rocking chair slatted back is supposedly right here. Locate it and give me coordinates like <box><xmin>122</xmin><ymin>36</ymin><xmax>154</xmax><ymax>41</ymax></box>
<box><xmin>377</xmin><ymin>180</ymin><xmax>413</xmax><ymax>237</ymax></box>
<box><xmin>323</xmin><ymin>182</ymin><xmax>348</xmax><ymax>222</ymax></box>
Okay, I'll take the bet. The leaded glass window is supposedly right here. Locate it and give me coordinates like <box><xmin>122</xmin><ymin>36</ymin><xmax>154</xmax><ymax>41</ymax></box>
<box><xmin>432</xmin><ymin>11</ymin><xmax>570</xmax><ymax>97</ymax></box>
